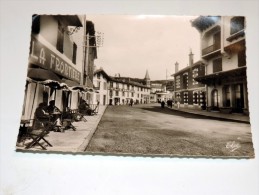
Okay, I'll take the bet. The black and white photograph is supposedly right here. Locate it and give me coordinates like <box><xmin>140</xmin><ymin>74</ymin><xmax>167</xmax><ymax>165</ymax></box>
<box><xmin>15</xmin><ymin>14</ymin><xmax>254</xmax><ymax>158</ymax></box>
<box><xmin>1</xmin><ymin>1</ymin><xmax>259</xmax><ymax>195</ymax></box>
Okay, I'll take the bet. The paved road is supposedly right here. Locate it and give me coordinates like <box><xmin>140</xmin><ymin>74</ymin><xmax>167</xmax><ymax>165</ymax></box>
<box><xmin>85</xmin><ymin>104</ymin><xmax>254</xmax><ymax>158</ymax></box>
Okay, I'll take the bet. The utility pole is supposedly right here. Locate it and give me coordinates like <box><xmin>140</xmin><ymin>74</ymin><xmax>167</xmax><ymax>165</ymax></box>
<box><xmin>81</xmin><ymin>14</ymin><xmax>86</xmax><ymax>86</ymax></box>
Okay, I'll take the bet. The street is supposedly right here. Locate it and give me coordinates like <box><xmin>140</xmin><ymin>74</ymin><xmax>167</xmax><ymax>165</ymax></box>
<box><xmin>85</xmin><ymin>104</ymin><xmax>254</xmax><ymax>157</ymax></box>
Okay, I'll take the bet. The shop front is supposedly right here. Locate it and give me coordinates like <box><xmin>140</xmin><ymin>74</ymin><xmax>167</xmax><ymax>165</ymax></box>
<box><xmin>195</xmin><ymin>67</ymin><xmax>248</xmax><ymax>114</ymax></box>
<box><xmin>21</xmin><ymin>36</ymin><xmax>82</xmax><ymax>121</ymax></box>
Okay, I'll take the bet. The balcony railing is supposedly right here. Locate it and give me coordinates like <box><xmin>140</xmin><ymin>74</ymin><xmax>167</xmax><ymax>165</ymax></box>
<box><xmin>202</xmin><ymin>43</ymin><xmax>220</xmax><ymax>56</ymax></box>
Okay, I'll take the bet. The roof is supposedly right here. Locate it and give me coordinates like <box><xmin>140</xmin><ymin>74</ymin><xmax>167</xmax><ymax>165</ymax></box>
<box><xmin>191</xmin><ymin>16</ymin><xmax>220</xmax><ymax>32</ymax></box>
<box><xmin>144</xmin><ymin>70</ymin><xmax>150</xmax><ymax>80</ymax></box>
<box><xmin>173</xmin><ymin>60</ymin><xmax>205</xmax><ymax>76</ymax></box>
<box><xmin>94</xmin><ymin>68</ymin><xmax>110</xmax><ymax>80</ymax></box>
<box><xmin>110</xmin><ymin>76</ymin><xmax>150</xmax><ymax>89</ymax></box>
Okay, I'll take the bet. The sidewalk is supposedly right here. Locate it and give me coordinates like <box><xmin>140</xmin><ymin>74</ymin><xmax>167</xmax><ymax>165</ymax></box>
<box><xmin>17</xmin><ymin>105</ymin><xmax>107</xmax><ymax>153</ymax></box>
<box><xmin>169</xmin><ymin>105</ymin><xmax>250</xmax><ymax>124</ymax></box>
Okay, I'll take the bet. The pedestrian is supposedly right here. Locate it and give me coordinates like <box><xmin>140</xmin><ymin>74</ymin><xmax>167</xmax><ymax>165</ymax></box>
<box><xmin>130</xmin><ymin>98</ymin><xmax>133</xmax><ymax>106</ymax></box>
<box><xmin>161</xmin><ymin>100</ymin><xmax>165</xmax><ymax>108</ymax></box>
<box><xmin>176</xmin><ymin>97</ymin><xmax>181</xmax><ymax>109</ymax></box>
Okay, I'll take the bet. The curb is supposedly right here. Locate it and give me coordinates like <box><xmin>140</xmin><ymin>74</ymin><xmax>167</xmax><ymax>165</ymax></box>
<box><xmin>77</xmin><ymin>105</ymin><xmax>108</xmax><ymax>152</ymax></box>
<box><xmin>168</xmin><ymin>106</ymin><xmax>250</xmax><ymax>124</ymax></box>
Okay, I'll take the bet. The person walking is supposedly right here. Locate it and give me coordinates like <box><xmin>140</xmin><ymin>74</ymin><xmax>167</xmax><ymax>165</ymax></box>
<box><xmin>161</xmin><ymin>100</ymin><xmax>165</xmax><ymax>108</ymax></box>
<box><xmin>130</xmin><ymin>98</ymin><xmax>133</xmax><ymax>106</ymax></box>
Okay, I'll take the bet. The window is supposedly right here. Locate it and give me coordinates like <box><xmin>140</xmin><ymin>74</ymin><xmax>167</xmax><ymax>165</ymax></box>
<box><xmin>122</xmin><ymin>92</ymin><xmax>125</xmax><ymax>97</ymax></box>
<box><xmin>212</xmin><ymin>89</ymin><xmax>219</xmax><ymax>108</ymax></box>
<box><xmin>192</xmin><ymin>68</ymin><xmax>199</xmax><ymax>85</ymax></box>
<box><xmin>116</xmin><ymin>91</ymin><xmax>119</xmax><ymax>96</ymax></box>
<box><xmin>97</xmin><ymin>81</ymin><xmax>101</xmax><ymax>90</ymax></box>
<box><xmin>116</xmin><ymin>83</ymin><xmax>119</xmax><ymax>89</ymax></box>
<box><xmin>132</xmin><ymin>92</ymin><xmax>134</xmax><ymax>97</ymax></box>
<box><xmin>176</xmin><ymin>76</ymin><xmax>180</xmax><ymax>89</ymax></box>
<box><xmin>225</xmin><ymin>86</ymin><xmax>231</xmax><ymax>107</ymax></box>
<box><xmin>109</xmin><ymin>90</ymin><xmax>113</xmax><ymax>97</ymax></box>
<box><xmin>184</xmin><ymin>92</ymin><xmax>188</xmax><ymax>104</ymax></box>
<box><xmin>183</xmin><ymin>73</ymin><xmax>188</xmax><ymax>89</ymax></box>
<box><xmin>110</xmin><ymin>82</ymin><xmax>113</xmax><ymax>88</ymax></box>
<box><xmin>193</xmin><ymin>92</ymin><xmax>198</xmax><ymax>104</ymax></box>
<box><xmin>32</xmin><ymin>15</ymin><xmax>40</xmax><ymax>34</ymax></box>
<box><xmin>57</xmin><ymin>21</ymin><xmax>64</xmax><ymax>53</ymax></box>
<box><xmin>72</xmin><ymin>42</ymin><xmax>77</xmax><ymax>64</ymax></box>
<box><xmin>230</xmin><ymin>17</ymin><xmax>245</xmax><ymax>35</ymax></box>
<box><xmin>213</xmin><ymin>58</ymin><xmax>222</xmax><ymax>73</ymax></box>
<box><xmin>97</xmin><ymin>73</ymin><xmax>100</xmax><ymax>79</ymax></box>
<box><xmin>103</xmin><ymin>82</ymin><xmax>107</xmax><ymax>90</ymax></box>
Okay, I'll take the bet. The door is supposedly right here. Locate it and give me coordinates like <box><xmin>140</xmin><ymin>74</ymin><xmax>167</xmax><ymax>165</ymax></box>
<box><xmin>211</xmin><ymin>89</ymin><xmax>219</xmax><ymax>110</ymax></box>
<box><xmin>233</xmin><ymin>84</ymin><xmax>244</xmax><ymax>113</ymax></box>
<box><xmin>103</xmin><ymin>95</ymin><xmax>106</xmax><ymax>105</ymax></box>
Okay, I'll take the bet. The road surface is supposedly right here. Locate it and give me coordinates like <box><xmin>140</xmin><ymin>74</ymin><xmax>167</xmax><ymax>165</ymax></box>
<box><xmin>86</xmin><ymin>104</ymin><xmax>254</xmax><ymax>158</ymax></box>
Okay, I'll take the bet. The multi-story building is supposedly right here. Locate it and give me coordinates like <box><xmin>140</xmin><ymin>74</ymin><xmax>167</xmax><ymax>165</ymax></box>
<box><xmin>173</xmin><ymin>51</ymin><xmax>206</xmax><ymax>109</ymax></box>
<box><xmin>109</xmin><ymin>74</ymin><xmax>151</xmax><ymax>105</ymax></box>
<box><xmin>21</xmin><ymin>15</ymin><xmax>89</xmax><ymax>121</ymax></box>
<box><xmin>93</xmin><ymin>69</ymin><xmax>151</xmax><ymax>105</ymax></box>
<box><xmin>93</xmin><ymin>68</ymin><xmax>110</xmax><ymax>105</ymax></box>
<box><xmin>150</xmin><ymin>80</ymin><xmax>174</xmax><ymax>103</ymax></box>
<box><xmin>192</xmin><ymin>16</ymin><xmax>248</xmax><ymax>114</ymax></box>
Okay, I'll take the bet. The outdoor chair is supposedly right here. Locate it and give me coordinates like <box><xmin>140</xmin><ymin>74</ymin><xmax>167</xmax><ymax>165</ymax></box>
<box><xmin>89</xmin><ymin>102</ymin><xmax>100</xmax><ymax>115</ymax></box>
<box><xmin>20</xmin><ymin>118</ymin><xmax>55</xmax><ymax>150</ymax></box>
<box><xmin>62</xmin><ymin>108</ymin><xmax>81</xmax><ymax>131</ymax></box>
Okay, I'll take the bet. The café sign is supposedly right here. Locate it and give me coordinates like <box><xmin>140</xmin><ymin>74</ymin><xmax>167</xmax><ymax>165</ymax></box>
<box><xmin>29</xmin><ymin>36</ymin><xmax>81</xmax><ymax>83</ymax></box>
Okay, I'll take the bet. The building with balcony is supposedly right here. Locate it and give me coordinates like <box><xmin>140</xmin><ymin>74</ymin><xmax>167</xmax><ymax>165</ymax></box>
<box><xmin>192</xmin><ymin>16</ymin><xmax>248</xmax><ymax>114</ymax></box>
<box><xmin>21</xmin><ymin>15</ymin><xmax>85</xmax><ymax>121</ymax></box>
<box><xmin>173</xmin><ymin>51</ymin><xmax>206</xmax><ymax>109</ymax></box>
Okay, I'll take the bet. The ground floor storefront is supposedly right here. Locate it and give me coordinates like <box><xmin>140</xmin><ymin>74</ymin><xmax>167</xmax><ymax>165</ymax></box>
<box><xmin>195</xmin><ymin>67</ymin><xmax>248</xmax><ymax>114</ymax></box>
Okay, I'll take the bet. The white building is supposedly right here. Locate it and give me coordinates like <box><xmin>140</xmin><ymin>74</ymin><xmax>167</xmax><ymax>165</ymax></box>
<box><xmin>192</xmin><ymin>16</ymin><xmax>248</xmax><ymax>114</ymax></box>
<box><xmin>21</xmin><ymin>15</ymin><xmax>85</xmax><ymax>120</ymax></box>
<box><xmin>93</xmin><ymin>68</ymin><xmax>151</xmax><ymax>105</ymax></box>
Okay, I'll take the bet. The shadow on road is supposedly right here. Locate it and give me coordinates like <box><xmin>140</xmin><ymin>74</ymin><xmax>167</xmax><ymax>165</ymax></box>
<box><xmin>139</xmin><ymin>105</ymin><xmax>236</xmax><ymax>122</ymax></box>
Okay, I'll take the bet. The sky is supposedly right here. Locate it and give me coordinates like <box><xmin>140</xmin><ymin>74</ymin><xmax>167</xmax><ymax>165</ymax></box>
<box><xmin>86</xmin><ymin>15</ymin><xmax>201</xmax><ymax>80</ymax></box>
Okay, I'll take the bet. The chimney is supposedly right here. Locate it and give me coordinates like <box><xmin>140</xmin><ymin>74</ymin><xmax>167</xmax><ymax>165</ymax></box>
<box><xmin>175</xmin><ymin>61</ymin><xmax>179</xmax><ymax>73</ymax></box>
<box><xmin>189</xmin><ymin>49</ymin><xmax>194</xmax><ymax>66</ymax></box>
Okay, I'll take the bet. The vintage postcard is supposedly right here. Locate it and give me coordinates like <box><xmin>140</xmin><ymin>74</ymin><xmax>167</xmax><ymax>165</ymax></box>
<box><xmin>15</xmin><ymin>15</ymin><xmax>254</xmax><ymax>158</ymax></box>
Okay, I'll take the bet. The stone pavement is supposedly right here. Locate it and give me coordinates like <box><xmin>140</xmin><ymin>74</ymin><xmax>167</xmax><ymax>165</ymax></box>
<box><xmin>16</xmin><ymin>105</ymin><xmax>107</xmax><ymax>153</ymax></box>
<box><xmin>168</xmin><ymin>105</ymin><xmax>250</xmax><ymax>124</ymax></box>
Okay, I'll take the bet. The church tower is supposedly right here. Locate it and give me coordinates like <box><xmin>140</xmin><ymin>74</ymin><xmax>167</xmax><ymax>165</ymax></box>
<box><xmin>144</xmin><ymin>70</ymin><xmax>151</xmax><ymax>87</ymax></box>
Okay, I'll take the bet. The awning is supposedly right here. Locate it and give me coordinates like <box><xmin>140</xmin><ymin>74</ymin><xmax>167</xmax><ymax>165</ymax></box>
<box><xmin>70</xmin><ymin>85</ymin><xmax>87</xmax><ymax>91</ymax></box>
<box><xmin>26</xmin><ymin>77</ymin><xmax>37</xmax><ymax>83</ymax></box>
<box><xmin>39</xmin><ymin>79</ymin><xmax>68</xmax><ymax>89</ymax></box>
<box><xmin>195</xmin><ymin>67</ymin><xmax>246</xmax><ymax>84</ymax></box>
<box><xmin>62</xmin><ymin>79</ymin><xmax>80</xmax><ymax>87</ymax></box>
<box><xmin>27</xmin><ymin>68</ymin><xmax>61</xmax><ymax>83</ymax></box>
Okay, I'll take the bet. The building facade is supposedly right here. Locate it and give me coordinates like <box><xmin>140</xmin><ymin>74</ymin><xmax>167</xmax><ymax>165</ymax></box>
<box><xmin>93</xmin><ymin>68</ymin><xmax>110</xmax><ymax>105</ymax></box>
<box><xmin>150</xmin><ymin>80</ymin><xmax>174</xmax><ymax>103</ymax></box>
<box><xmin>93</xmin><ymin>69</ymin><xmax>151</xmax><ymax>105</ymax></box>
<box><xmin>21</xmin><ymin>15</ymin><xmax>85</xmax><ymax>120</ymax></box>
<box><xmin>108</xmin><ymin>75</ymin><xmax>151</xmax><ymax>105</ymax></box>
<box><xmin>173</xmin><ymin>51</ymin><xmax>206</xmax><ymax>109</ymax></box>
<box><xmin>192</xmin><ymin>16</ymin><xmax>248</xmax><ymax>114</ymax></box>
